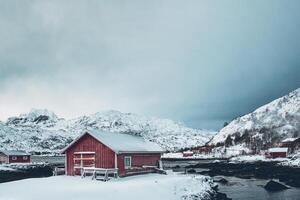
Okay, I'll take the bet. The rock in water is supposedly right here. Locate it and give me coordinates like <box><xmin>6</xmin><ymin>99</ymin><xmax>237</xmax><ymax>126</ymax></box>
<box><xmin>215</xmin><ymin>192</ymin><xmax>232</xmax><ymax>200</ymax></box>
<box><xmin>213</xmin><ymin>176</ymin><xmax>228</xmax><ymax>184</ymax></box>
<box><xmin>264</xmin><ymin>180</ymin><xmax>289</xmax><ymax>191</ymax></box>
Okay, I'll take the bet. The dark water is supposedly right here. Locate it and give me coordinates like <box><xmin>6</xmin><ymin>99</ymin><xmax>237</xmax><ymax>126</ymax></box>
<box><xmin>217</xmin><ymin>176</ymin><xmax>300</xmax><ymax>200</ymax></box>
<box><xmin>161</xmin><ymin>160</ymin><xmax>300</xmax><ymax>200</ymax></box>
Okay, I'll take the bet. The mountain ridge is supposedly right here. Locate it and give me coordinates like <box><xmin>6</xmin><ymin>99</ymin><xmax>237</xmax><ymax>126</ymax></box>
<box><xmin>209</xmin><ymin>88</ymin><xmax>300</xmax><ymax>152</ymax></box>
<box><xmin>0</xmin><ymin>109</ymin><xmax>215</xmax><ymax>153</ymax></box>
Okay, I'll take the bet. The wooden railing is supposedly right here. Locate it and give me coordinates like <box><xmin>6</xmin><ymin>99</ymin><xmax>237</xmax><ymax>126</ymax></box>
<box><xmin>81</xmin><ymin>167</ymin><xmax>118</xmax><ymax>181</ymax></box>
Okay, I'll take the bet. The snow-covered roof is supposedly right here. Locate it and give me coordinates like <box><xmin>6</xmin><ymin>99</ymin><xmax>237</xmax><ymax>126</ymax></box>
<box><xmin>268</xmin><ymin>148</ymin><xmax>288</xmax><ymax>153</ymax></box>
<box><xmin>63</xmin><ymin>130</ymin><xmax>164</xmax><ymax>154</ymax></box>
<box><xmin>282</xmin><ymin>137</ymin><xmax>299</xmax><ymax>143</ymax></box>
<box><xmin>183</xmin><ymin>151</ymin><xmax>193</xmax><ymax>154</ymax></box>
<box><xmin>0</xmin><ymin>150</ymin><xmax>30</xmax><ymax>156</ymax></box>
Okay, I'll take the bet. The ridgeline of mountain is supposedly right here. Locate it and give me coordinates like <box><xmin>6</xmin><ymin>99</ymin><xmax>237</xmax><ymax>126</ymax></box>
<box><xmin>209</xmin><ymin>88</ymin><xmax>300</xmax><ymax>151</ymax></box>
<box><xmin>0</xmin><ymin>109</ymin><xmax>215</xmax><ymax>154</ymax></box>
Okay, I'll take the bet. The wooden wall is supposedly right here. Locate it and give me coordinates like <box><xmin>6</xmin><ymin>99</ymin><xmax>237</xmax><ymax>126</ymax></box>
<box><xmin>65</xmin><ymin>134</ymin><xmax>116</xmax><ymax>175</ymax></box>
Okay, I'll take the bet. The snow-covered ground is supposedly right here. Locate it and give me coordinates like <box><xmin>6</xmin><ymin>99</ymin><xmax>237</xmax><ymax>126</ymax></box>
<box><xmin>0</xmin><ymin>173</ymin><xmax>215</xmax><ymax>200</ymax></box>
<box><xmin>162</xmin><ymin>144</ymin><xmax>252</xmax><ymax>160</ymax></box>
<box><xmin>163</xmin><ymin>151</ymin><xmax>300</xmax><ymax>168</ymax></box>
<box><xmin>228</xmin><ymin>154</ymin><xmax>300</xmax><ymax>168</ymax></box>
<box><xmin>162</xmin><ymin>153</ymin><xmax>217</xmax><ymax>159</ymax></box>
<box><xmin>280</xmin><ymin>153</ymin><xmax>300</xmax><ymax>167</ymax></box>
<box><xmin>0</xmin><ymin>165</ymin><xmax>17</xmax><ymax>172</ymax></box>
<box><xmin>229</xmin><ymin>155</ymin><xmax>288</xmax><ymax>163</ymax></box>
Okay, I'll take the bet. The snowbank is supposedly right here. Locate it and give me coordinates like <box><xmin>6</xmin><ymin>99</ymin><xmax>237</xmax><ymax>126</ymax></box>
<box><xmin>229</xmin><ymin>155</ymin><xmax>288</xmax><ymax>163</ymax></box>
<box><xmin>0</xmin><ymin>173</ymin><xmax>215</xmax><ymax>200</ymax></box>
<box><xmin>280</xmin><ymin>153</ymin><xmax>300</xmax><ymax>167</ymax></box>
<box><xmin>162</xmin><ymin>153</ymin><xmax>217</xmax><ymax>159</ymax></box>
<box><xmin>0</xmin><ymin>165</ymin><xmax>17</xmax><ymax>172</ymax></box>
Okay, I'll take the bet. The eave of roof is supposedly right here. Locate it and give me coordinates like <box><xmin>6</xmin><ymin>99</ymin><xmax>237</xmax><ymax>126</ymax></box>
<box><xmin>0</xmin><ymin>150</ymin><xmax>30</xmax><ymax>156</ymax></box>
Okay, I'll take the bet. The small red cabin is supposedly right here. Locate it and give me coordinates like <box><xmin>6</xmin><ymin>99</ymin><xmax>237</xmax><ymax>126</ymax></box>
<box><xmin>182</xmin><ymin>151</ymin><xmax>194</xmax><ymax>157</ymax></box>
<box><xmin>265</xmin><ymin>148</ymin><xmax>288</xmax><ymax>159</ymax></box>
<box><xmin>0</xmin><ymin>150</ymin><xmax>31</xmax><ymax>164</ymax></box>
<box><xmin>280</xmin><ymin>137</ymin><xmax>300</xmax><ymax>153</ymax></box>
<box><xmin>62</xmin><ymin>130</ymin><xmax>164</xmax><ymax>177</ymax></box>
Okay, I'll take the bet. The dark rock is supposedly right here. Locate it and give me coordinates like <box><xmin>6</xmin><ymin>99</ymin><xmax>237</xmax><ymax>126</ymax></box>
<box><xmin>187</xmin><ymin>168</ymin><xmax>196</xmax><ymax>173</ymax></box>
<box><xmin>212</xmin><ymin>184</ymin><xmax>219</xmax><ymax>191</ymax></box>
<box><xmin>198</xmin><ymin>170</ymin><xmax>212</xmax><ymax>175</ymax></box>
<box><xmin>33</xmin><ymin>115</ymin><xmax>49</xmax><ymax>123</ymax></box>
<box><xmin>213</xmin><ymin>176</ymin><xmax>228</xmax><ymax>184</ymax></box>
<box><xmin>215</xmin><ymin>192</ymin><xmax>232</xmax><ymax>200</ymax></box>
<box><xmin>236</xmin><ymin>174</ymin><xmax>253</xmax><ymax>179</ymax></box>
<box><xmin>264</xmin><ymin>180</ymin><xmax>289</xmax><ymax>191</ymax></box>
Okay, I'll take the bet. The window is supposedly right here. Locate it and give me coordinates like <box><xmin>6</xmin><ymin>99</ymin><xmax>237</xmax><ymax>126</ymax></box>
<box><xmin>12</xmin><ymin>156</ymin><xmax>17</xmax><ymax>160</ymax></box>
<box><xmin>124</xmin><ymin>156</ymin><xmax>132</xmax><ymax>169</ymax></box>
<box><xmin>23</xmin><ymin>156</ymin><xmax>28</xmax><ymax>160</ymax></box>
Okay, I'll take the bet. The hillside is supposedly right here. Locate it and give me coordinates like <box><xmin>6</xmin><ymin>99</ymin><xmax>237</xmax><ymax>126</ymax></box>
<box><xmin>209</xmin><ymin>88</ymin><xmax>300</xmax><ymax>152</ymax></box>
<box><xmin>0</xmin><ymin>109</ymin><xmax>215</xmax><ymax>153</ymax></box>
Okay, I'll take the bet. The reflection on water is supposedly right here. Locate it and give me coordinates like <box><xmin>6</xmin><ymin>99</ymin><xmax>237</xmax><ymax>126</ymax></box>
<box><xmin>217</xmin><ymin>176</ymin><xmax>300</xmax><ymax>200</ymax></box>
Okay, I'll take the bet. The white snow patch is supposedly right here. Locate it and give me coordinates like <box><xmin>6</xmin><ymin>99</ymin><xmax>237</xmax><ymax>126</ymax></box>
<box><xmin>0</xmin><ymin>174</ymin><xmax>214</xmax><ymax>200</ymax></box>
<box><xmin>229</xmin><ymin>155</ymin><xmax>288</xmax><ymax>163</ymax></box>
<box><xmin>280</xmin><ymin>153</ymin><xmax>300</xmax><ymax>167</ymax></box>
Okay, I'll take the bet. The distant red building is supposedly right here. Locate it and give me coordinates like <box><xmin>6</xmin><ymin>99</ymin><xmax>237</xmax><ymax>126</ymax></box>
<box><xmin>182</xmin><ymin>151</ymin><xmax>193</xmax><ymax>157</ymax></box>
<box><xmin>0</xmin><ymin>150</ymin><xmax>31</xmax><ymax>164</ymax></box>
<box><xmin>191</xmin><ymin>145</ymin><xmax>213</xmax><ymax>154</ymax></box>
<box><xmin>62</xmin><ymin>130</ymin><xmax>164</xmax><ymax>177</ymax></box>
<box><xmin>265</xmin><ymin>148</ymin><xmax>288</xmax><ymax>158</ymax></box>
<box><xmin>280</xmin><ymin>137</ymin><xmax>300</xmax><ymax>153</ymax></box>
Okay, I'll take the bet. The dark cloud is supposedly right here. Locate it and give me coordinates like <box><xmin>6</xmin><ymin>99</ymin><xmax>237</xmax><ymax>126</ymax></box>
<box><xmin>0</xmin><ymin>0</ymin><xmax>300</xmax><ymax>130</ymax></box>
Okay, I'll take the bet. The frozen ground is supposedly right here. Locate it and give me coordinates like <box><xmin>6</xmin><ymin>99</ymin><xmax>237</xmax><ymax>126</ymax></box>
<box><xmin>0</xmin><ymin>173</ymin><xmax>215</xmax><ymax>200</ymax></box>
<box><xmin>162</xmin><ymin>153</ymin><xmax>217</xmax><ymax>159</ymax></box>
<box><xmin>0</xmin><ymin>165</ymin><xmax>17</xmax><ymax>172</ymax></box>
<box><xmin>280</xmin><ymin>153</ymin><xmax>300</xmax><ymax>167</ymax></box>
<box><xmin>229</xmin><ymin>155</ymin><xmax>288</xmax><ymax>163</ymax></box>
<box><xmin>229</xmin><ymin>154</ymin><xmax>300</xmax><ymax>167</ymax></box>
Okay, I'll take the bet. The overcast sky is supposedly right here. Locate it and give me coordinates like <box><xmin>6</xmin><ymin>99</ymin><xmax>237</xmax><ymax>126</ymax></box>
<box><xmin>0</xmin><ymin>1</ymin><xmax>300</xmax><ymax>130</ymax></box>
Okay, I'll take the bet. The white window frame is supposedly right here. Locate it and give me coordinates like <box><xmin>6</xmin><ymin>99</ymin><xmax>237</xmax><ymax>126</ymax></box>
<box><xmin>12</xmin><ymin>156</ymin><xmax>17</xmax><ymax>161</ymax></box>
<box><xmin>23</xmin><ymin>156</ymin><xmax>28</xmax><ymax>160</ymax></box>
<box><xmin>124</xmin><ymin>156</ymin><xmax>132</xmax><ymax>169</ymax></box>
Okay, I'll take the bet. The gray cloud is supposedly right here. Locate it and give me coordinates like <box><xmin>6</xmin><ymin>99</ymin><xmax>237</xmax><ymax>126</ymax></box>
<box><xmin>0</xmin><ymin>0</ymin><xmax>300</xmax><ymax>130</ymax></box>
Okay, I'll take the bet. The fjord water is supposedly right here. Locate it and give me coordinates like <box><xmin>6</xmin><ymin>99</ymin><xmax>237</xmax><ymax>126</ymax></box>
<box><xmin>217</xmin><ymin>176</ymin><xmax>300</xmax><ymax>200</ymax></box>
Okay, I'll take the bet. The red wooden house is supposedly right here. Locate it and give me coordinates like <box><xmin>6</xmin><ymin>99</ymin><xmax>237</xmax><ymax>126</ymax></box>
<box><xmin>0</xmin><ymin>150</ymin><xmax>31</xmax><ymax>164</ymax></box>
<box><xmin>265</xmin><ymin>148</ymin><xmax>288</xmax><ymax>158</ymax></box>
<box><xmin>62</xmin><ymin>130</ymin><xmax>164</xmax><ymax>177</ymax></box>
<box><xmin>280</xmin><ymin>137</ymin><xmax>300</xmax><ymax>153</ymax></box>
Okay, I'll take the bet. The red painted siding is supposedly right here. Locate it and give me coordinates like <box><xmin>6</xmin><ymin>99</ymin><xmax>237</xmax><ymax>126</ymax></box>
<box><xmin>0</xmin><ymin>153</ymin><xmax>30</xmax><ymax>164</ymax></box>
<box><xmin>8</xmin><ymin>155</ymin><xmax>31</xmax><ymax>163</ymax></box>
<box><xmin>117</xmin><ymin>153</ymin><xmax>161</xmax><ymax>176</ymax></box>
<box><xmin>65</xmin><ymin>134</ymin><xmax>116</xmax><ymax>176</ymax></box>
<box><xmin>65</xmin><ymin>133</ymin><xmax>162</xmax><ymax>176</ymax></box>
<box><xmin>269</xmin><ymin>152</ymin><xmax>287</xmax><ymax>158</ymax></box>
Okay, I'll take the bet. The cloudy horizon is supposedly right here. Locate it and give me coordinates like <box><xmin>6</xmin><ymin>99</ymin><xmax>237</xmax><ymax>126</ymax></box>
<box><xmin>1</xmin><ymin>1</ymin><xmax>300</xmax><ymax>130</ymax></box>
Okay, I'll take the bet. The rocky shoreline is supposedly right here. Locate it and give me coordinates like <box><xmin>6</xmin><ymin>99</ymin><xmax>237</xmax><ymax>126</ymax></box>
<box><xmin>0</xmin><ymin>164</ymin><xmax>53</xmax><ymax>183</ymax></box>
<box><xmin>185</xmin><ymin>161</ymin><xmax>300</xmax><ymax>188</ymax></box>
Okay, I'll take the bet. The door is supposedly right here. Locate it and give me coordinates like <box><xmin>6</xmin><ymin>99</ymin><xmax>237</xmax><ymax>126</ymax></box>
<box><xmin>73</xmin><ymin>152</ymin><xmax>95</xmax><ymax>175</ymax></box>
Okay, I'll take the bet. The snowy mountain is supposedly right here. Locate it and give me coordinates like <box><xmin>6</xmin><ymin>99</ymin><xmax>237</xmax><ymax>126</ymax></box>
<box><xmin>0</xmin><ymin>109</ymin><xmax>215</xmax><ymax>154</ymax></box>
<box><xmin>209</xmin><ymin>88</ymin><xmax>300</xmax><ymax>151</ymax></box>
